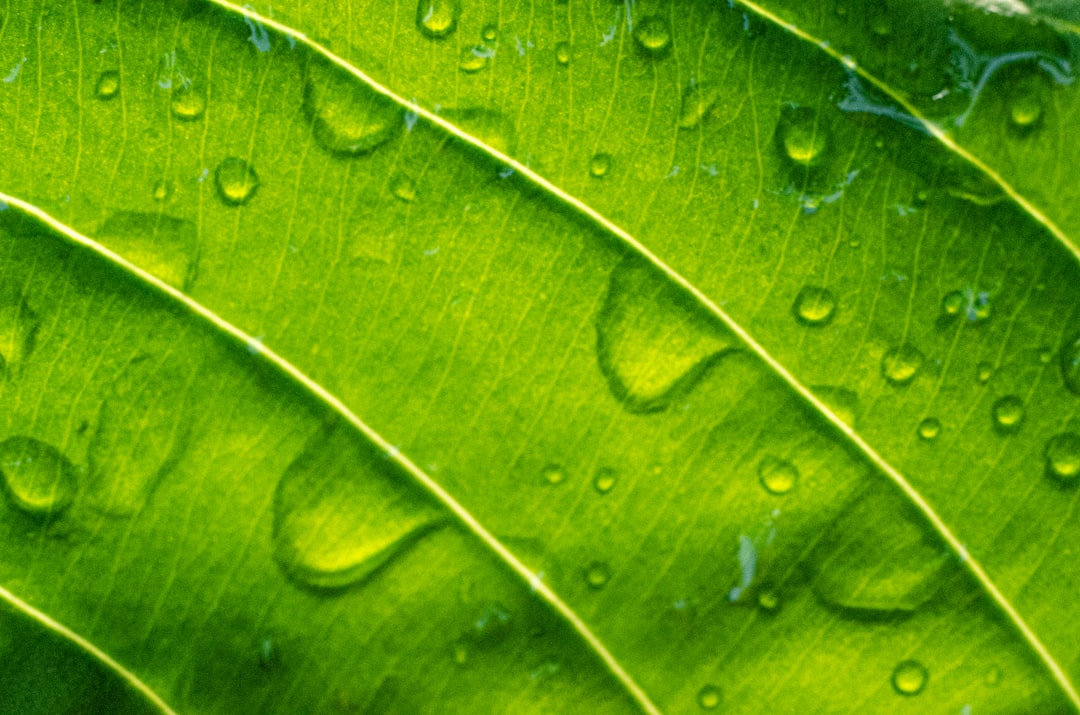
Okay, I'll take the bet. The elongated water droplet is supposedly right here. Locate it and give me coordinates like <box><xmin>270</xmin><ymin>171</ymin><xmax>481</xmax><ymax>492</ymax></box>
<box><xmin>814</xmin><ymin>385</ymin><xmax>859</xmax><ymax>427</ymax></box>
<box><xmin>442</xmin><ymin>108</ymin><xmax>517</xmax><ymax>155</ymax></box>
<box><xmin>775</xmin><ymin>105</ymin><xmax>829</xmax><ymax>168</ymax></box>
<box><xmin>881</xmin><ymin>344</ymin><xmax>924</xmax><ymax>385</ymax></box>
<box><xmin>633</xmin><ymin>16</ymin><xmax>671</xmax><ymax>56</ymax></box>
<box><xmin>97</xmin><ymin>211</ymin><xmax>197</xmax><ymax>290</ymax></box>
<box><xmin>95</xmin><ymin>71</ymin><xmax>120</xmax><ymax>100</ymax></box>
<box><xmin>417</xmin><ymin>0</ymin><xmax>459</xmax><ymax>38</ymax></box>
<box><xmin>390</xmin><ymin>174</ymin><xmax>417</xmax><ymax>202</ymax></box>
<box><xmin>305</xmin><ymin>57</ymin><xmax>402</xmax><ymax>157</ymax></box>
<box><xmin>678</xmin><ymin>82</ymin><xmax>720</xmax><ymax>130</ymax></box>
<box><xmin>0</xmin><ymin>293</ymin><xmax>39</xmax><ymax>376</ymax></box>
<box><xmin>592</xmin><ymin>468</ymin><xmax>617</xmax><ymax>494</ymax></box>
<box><xmin>215</xmin><ymin>157</ymin><xmax>259</xmax><ymax>206</ymax></box>
<box><xmin>0</xmin><ymin>437</ymin><xmax>77</xmax><ymax>518</ymax></box>
<box><xmin>992</xmin><ymin>395</ymin><xmax>1024</xmax><ymax>434</ymax></box>
<box><xmin>274</xmin><ymin>426</ymin><xmax>444</xmax><ymax>589</ymax></box>
<box><xmin>555</xmin><ymin>42</ymin><xmax>571</xmax><ymax>66</ymax></box>
<box><xmin>542</xmin><ymin>463</ymin><xmax>565</xmax><ymax>485</ymax></box>
<box><xmin>597</xmin><ymin>258</ymin><xmax>735</xmax><ymax>412</ymax></box>
<box><xmin>589</xmin><ymin>153</ymin><xmax>611</xmax><ymax>178</ymax></box>
<box><xmin>584</xmin><ymin>561</ymin><xmax>610</xmax><ymax>589</ymax></box>
<box><xmin>758</xmin><ymin>456</ymin><xmax>797</xmax><ymax>495</ymax></box>
<box><xmin>697</xmin><ymin>685</ymin><xmax>722</xmax><ymax>710</ymax></box>
<box><xmin>792</xmin><ymin>286</ymin><xmax>836</xmax><ymax>326</ymax></box>
<box><xmin>892</xmin><ymin>659</ymin><xmax>928</xmax><ymax>696</ymax></box>
<box><xmin>459</xmin><ymin>46</ymin><xmax>488</xmax><ymax>73</ymax></box>
<box><xmin>171</xmin><ymin>86</ymin><xmax>206</xmax><ymax>121</ymax></box>
<box><xmin>1062</xmin><ymin>334</ymin><xmax>1080</xmax><ymax>395</ymax></box>
<box><xmin>917</xmin><ymin>417</ymin><xmax>941</xmax><ymax>441</ymax></box>
<box><xmin>1045</xmin><ymin>432</ymin><xmax>1080</xmax><ymax>484</ymax></box>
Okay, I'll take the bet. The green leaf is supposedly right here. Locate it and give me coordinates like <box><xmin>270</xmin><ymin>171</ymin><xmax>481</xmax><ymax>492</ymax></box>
<box><xmin>0</xmin><ymin>0</ymin><xmax>1078</xmax><ymax>712</ymax></box>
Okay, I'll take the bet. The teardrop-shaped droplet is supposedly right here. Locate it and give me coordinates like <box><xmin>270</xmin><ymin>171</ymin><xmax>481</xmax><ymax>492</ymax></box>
<box><xmin>775</xmin><ymin>105</ymin><xmax>829</xmax><ymax>168</ymax></box>
<box><xmin>917</xmin><ymin>417</ymin><xmax>941</xmax><ymax>441</ymax></box>
<box><xmin>1062</xmin><ymin>334</ymin><xmax>1080</xmax><ymax>395</ymax></box>
<box><xmin>459</xmin><ymin>46</ymin><xmax>489</xmax><ymax>73</ymax></box>
<box><xmin>584</xmin><ymin>561</ymin><xmax>611</xmax><ymax>589</ymax></box>
<box><xmin>542</xmin><ymin>463</ymin><xmax>566</xmax><ymax>485</ymax></box>
<box><xmin>95</xmin><ymin>71</ymin><xmax>120</xmax><ymax>100</ymax></box>
<box><xmin>590</xmin><ymin>153</ymin><xmax>611</xmax><ymax>178</ymax></box>
<box><xmin>0</xmin><ymin>437</ymin><xmax>77</xmax><ymax>518</ymax></box>
<box><xmin>1045</xmin><ymin>432</ymin><xmax>1080</xmax><ymax>484</ymax></box>
<box><xmin>417</xmin><ymin>0</ymin><xmax>460</xmax><ymax>38</ymax></box>
<box><xmin>678</xmin><ymin>82</ymin><xmax>720</xmax><ymax>130</ymax></box>
<box><xmin>215</xmin><ymin>157</ymin><xmax>259</xmax><ymax>206</ymax></box>
<box><xmin>0</xmin><ymin>294</ymin><xmax>39</xmax><ymax>376</ymax></box>
<box><xmin>697</xmin><ymin>684</ymin><xmax>722</xmax><ymax>710</ymax></box>
<box><xmin>633</xmin><ymin>16</ymin><xmax>671</xmax><ymax>56</ymax></box>
<box><xmin>891</xmin><ymin>659</ymin><xmax>928</xmax><ymax>696</ymax></box>
<box><xmin>992</xmin><ymin>395</ymin><xmax>1024</xmax><ymax>434</ymax></box>
<box><xmin>881</xmin><ymin>344</ymin><xmax>924</xmax><ymax>385</ymax></box>
<box><xmin>597</xmin><ymin>258</ymin><xmax>735</xmax><ymax>412</ymax></box>
<box><xmin>592</xmin><ymin>468</ymin><xmax>617</xmax><ymax>494</ymax></box>
<box><xmin>274</xmin><ymin>426</ymin><xmax>444</xmax><ymax>589</ymax></box>
<box><xmin>792</xmin><ymin>286</ymin><xmax>836</xmax><ymax>326</ymax></box>
<box><xmin>390</xmin><ymin>174</ymin><xmax>417</xmax><ymax>203</ymax></box>
<box><xmin>97</xmin><ymin>211</ymin><xmax>197</xmax><ymax>290</ymax></box>
<box><xmin>758</xmin><ymin>456</ymin><xmax>798</xmax><ymax>495</ymax></box>
<box><xmin>305</xmin><ymin>57</ymin><xmax>403</xmax><ymax>157</ymax></box>
<box><xmin>152</xmin><ymin>179</ymin><xmax>174</xmax><ymax>202</ymax></box>
<box><xmin>555</xmin><ymin>41</ymin><xmax>571</xmax><ymax>66</ymax></box>
<box><xmin>171</xmin><ymin>86</ymin><xmax>206</xmax><ymax>121</ymax></box>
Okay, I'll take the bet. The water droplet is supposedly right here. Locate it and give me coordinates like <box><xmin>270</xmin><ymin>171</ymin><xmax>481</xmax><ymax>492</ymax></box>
<box><xmin>1009</xmin><ymin>92</ymin><xmax>1043</xmax><ymax>129</ymax></box>
<box><xmin>417</xmin><ymin>0</ymin><xmax>459</xmax><ymax>38</ymax></box>
<box><xmin>171</xmin><ymin>86</ymin><xmax>206</xmax><ymax>121</ymax></box>
<box><xmin>0</xmin><ymin>294</ymin><xmax>39</xmax><ymax>376</ymax></box>
<box><xmin>757</xmin><ymin>590</ymin><xmax>780</xmax><ymax>612</ymax></box>
<box><xmin>481</xmin><ymin>24</ymin><xmax>498</xmax><ymax>42</ymax></box>
<box><xmin>390</xmin><ymin>174</ymin><xmax>416</xmax><ymax>203</ymax></box>
<box><xmin>214</xmin><ymin>157</ymin><xmax>259</xmax><ymax>206</ymax></box>
<box><xmin>633</xmin><ymin>16</ymin><xmax>672</xmax><ymax>55</ymax></box>
<box><xmin>1061</xmin><ymin>334</ymin><xmax>1080</xmax><ymax>395</ymax></box>
<box><xmin>542</xmin><ymin>463</ymin><xmax>565</xmax><ymax>485</ymax></box>
<box><xmin>466</xmin><ymin>602</ymin><xmax>513</xmax><ymax>648</ymax></box>
<box><xmin>274</xmin><ymin>426</ymin><xmax>444</xmax><ymax>589</ymax></box>
<box><xmin>814</xmin><ymin>385</ymin><xmax>859</xmax><ymax>427</ymax></box>
<box><xmin>592</xmin><ymin>468</ymin><xmax>616</xmax><ymax>494</ymax></box>
<box><xmin>1039</xmin><ymin>346</ymin><xmax>1053</xmax><ymax>364</ymax></box>
<box><xmin>555</xmin><ymin>41</ymin><xmax>571</xmax><ymax>66</ymax></box>
<box><xmin>305</xmin><ymin>57</ymin><xmax>402</xmax><ymax>157</ymax></box>
<box><xmin>985</xmin><ymin>665</ymin><xmax>1003</xmax><ymax>686</ymax></box>
<box><xmin>95</xmin><ymin>71</ymin><xmax>120</xmax><ymax>100</ymax></box>
<box><xmin>97</xmin><ymin>211</ymin><xmax>197</xmax><ymax>291</ymax></box>
<box><xmin>976</xmin><ymin>361</ymin><xmax>994</xmax><ymax>385</ymax></box>
<box><xmin>678</xmin><ymin>82</ymin><xmax>720</xmax><ymax>130</ymax></box>
<box><xmin>917</xmin><ymin>417</ymin><xmax>941</xmax><ymax>441</ymax></box>
<box><xmin>941</xmin><ymin>290</ymin><xmax>964</xmax><ymax>317</ymax></box>
<box><xmin>441</xmin><ymin>108</ymin><xmax>517</xmax><ymax>155</ymax></box>
<box><xmin>1045</xmin><ymin>432</ymin><xmax>1080</xmax><ymax>484</ymax></box>
<box><xmin>584</xmin><ymin>561</ymin><xmax>610</xmax><ymax>589</ymax></box>
<box><xmin>697</xmin><ymin>684</ymin><xmax>722</xmax><ymax>710</ymax></box>
<box><xmin>152</xmin><ymin>179</ymin><xmax>174</xmax><ymax>202</ymax></box>
<box><xmin>775</xmin><ymin>105</ymin><xmax>829</xmax><ymax>168</ymax></box>
<box><xmin>452</xmin><ymin>640</ymin><xmax>468</xmax><ymax>666</ymax></box>
<box><xmin>992</xmin><ymin>395</ymin><xmax>1024</xmax><ymax>434</ymax></box>
<box><xmin>758</xmin><ymin>456</ymin><xmax>798</xmax><ymax>495</ymax></box>
<box><xmin>589</xmin><ymin>152</ymin><xmax>611</xmax><ymax>178</ymax></box>
<box><xmin>459</xmin><ymin>46</ymin><xmax>488</xmax><ymax>73</ymax></box>
<box><xmin>870</xmin><ymin>14</ymin><xmax>892</xmax><ymax>37</ymax></box>
<box><xmin>597</xmin><ymin>258</ymin><xmax>735</xmax><ymax>412</ymax></box>
<box><xmin>792</xmin><ymin>286</ymin><xmax>836</xmax><ymax>326</ymax></box>
<box><xmin>0</xmin><ymin>437</ymin><xmax>77</xmax><ymax>518</ymax></box>
<box><xmin>881</xmin><ymin>344</ymin><xmax>924</xmax><ymax>385</ymax></box>
<box><xmin>891</xmin><ymin>659</ymin><xmax>928</xmax><ymax>696</ymax></box>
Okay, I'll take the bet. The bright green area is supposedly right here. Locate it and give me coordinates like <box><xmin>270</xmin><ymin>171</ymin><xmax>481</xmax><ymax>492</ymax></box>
<box><xmin>0</xmin><ymin>0</ymin><xmax>1076</xmax><ymax>712</ymax></box>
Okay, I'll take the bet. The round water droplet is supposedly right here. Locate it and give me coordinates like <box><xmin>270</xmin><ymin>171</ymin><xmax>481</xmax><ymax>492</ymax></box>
<box><xmin>758</xmin><ymin>456</ymin><xmax>798</xmax><ymax>495</ymax></box>
<box><xmin>0</xmin><ymin>436</ymin><xmax>77</xmax><ymax>518</ymax></box>
<box><xmin>417</xmin><ymin>0</ymin><xmax>460</xmax><ymax>38</ymax></box>
<box><xmin>1045</xmin><ymin>432</ymin><xmax>1080</xmax><ymax>484</ymax></box>
<box><xmin>593</xmin><ymin>468</ymin><xmax>617</xmax><ymax>494</ymax></box>
<box><xmin>542</xmin><ymin>463</ymin><xmax>566</xmax><ymax>485</ymax></box>
<box><xmin>1039</xmin><ymin>347</ymin><xmax>1053</xmax><ymax>364</ymax></box>
<box><xmin>555</xmin><ymin>41</ymin><xmax>571</xmax><ymax>66</ymax></box>
<box><xmin>459</xmin><ymin>46</ymin><xmax>488</xmax><ymax>73</ymax></box>
<box><xmin>633</xmin><ymin>16</ymin><xmax>671</xmax><ymax>55</ymax></box>
<box><xmin>976</xmin><ymin>361</ymin><xmax>993</xmax><ymax>385</ymax></box>
<box><xmin>590</xmin><ymin>153</ymin><xmax>611</xmax><ymax>178</ymax></box>
<box><xmin>152</xmin><ymin>179</ymin><xmax>174</xmax><ymax>202</ymax></box>
<box><xmin>390</xmin><ymin>174</ymin><xmax>416</xmax><ymax>203</ymax></box>
<box><xmin>941</xmin><ymin>290</ymin><xmax>963</xmax><ymax>317</ymax></box>
<box><xmin>881</xmin><ymin>344</ymin><xmax>924</xmax><ymax>385</ymax></box>
<box><xmin>214</xmin><ymin>157</ymin><xmax>259</xmax><ymax>206</ymax></box>
<box><xmin>776</xmin><ymin>105</ymin><xmax>829</xmax><ymax>168</ymax></box>
<box><xmin>1061</xmin><ymin>334</ymin><xmax>1080</xmax><ymax>395</ymax></box>
<box><xmin>171</xmin><ymin>87</ymin><xmax>206</xmax><ymax>121</ymax></box>
<box><xmin>697</xmin><ymin>684</ymin><xmax>722</xmax><ymax>710</ymax></box>
<box><xmin>891</xmin><ymin>659</ymin><xmax>928</xmax><ymax>696</ymax></box>
<box><xmin>481</xmin><ymin>24</ymin><xmax>498</xmax><ymax>42</ymax></box>
<box><xmin>917</xmin><ymin>418</ymin><xmax>941</xmax><ymax>441</ymax></box>
<box><xmin>992</xmin><ymin>395</ymin><xmax>1024</xmax><ymax>433</ymax></box>
<box><xmin>1009</xmin><ymin>92</ymin><xmax>1043</xmax><ymax>129</ymax></box>
<box><xmin>585</xmin><ymin>561</ymin><xmax>610</xmax><ymax>589</ymax></box>
<box><xmin>757</xmin><ymin>590</ymin><xmax>780</xmax><ymax>612</ymax></box>
<box><xmin>792</xmin><ymin>285</ymin><xmax>836</xmax><ymax>326</ymax></box>
<box><xmin>96</xmin><ymin>70</ymin><xmax>120</xmax><ymax>100</ymax></box>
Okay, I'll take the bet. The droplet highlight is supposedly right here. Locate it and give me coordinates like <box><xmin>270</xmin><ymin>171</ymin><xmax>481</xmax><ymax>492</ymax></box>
<box><xmin>792</xmin><ymin>286</ymin><xmax>836</xmax><ymax>326</ymax></box>
<box><xmin>881</xmin><ymin>344</ymin><xmax>924</xmax><ymax>385</ymax></box>
<box><xmin>891</xmin><ymin>659</ymin><xmax>928</xmax><ymax>696</ymax></box>
<box><xmin>95</xmin><ymin>71</ymin><xmax>120</xmax><ymax>100</ymax></box>
<box><xmin>214</xmin><ymin>157</ymin><xmax>259</xmax><ymax>206</ymax></box>
<box><xmin>633</xmin><ymin>16</ymin><xmax>671</xmax><ymax>56</ymax></box>
<box><xmin>1045</xmin><ymin>432</ymin><xmax>1080</xmax><ymax>484</ymax></box>
<box><xmin>758</xmin><ymin>456</ymin><xmax>798</xmax><ymax>495</ymax></box>
<box><xmin>417</xmin><ymin>0</ymin><xmax>459</xmax><ymax>38</ymax></box>
<box><xmin>0</xmin><ymin>437</ymin><xmax>77</xmax><ymax>518</ymax></box>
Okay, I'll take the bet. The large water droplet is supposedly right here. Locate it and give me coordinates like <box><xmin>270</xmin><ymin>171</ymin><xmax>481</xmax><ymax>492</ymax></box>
<box><xmin>891</xmin><ymin>659</ymin><xmax>928</xmax><ymax>696</ymax></box>
<box><xmin>96</xmin><ymin>211</ymin><xmax>198</xmax><ymax>291</ymax></box>
<box><xmin>416</xmin><ymin>0</ymin><xmax>460</xmax><ymax>38</ymax></box>
<box><xmin>697</xmin><ymin>684</ymin><xmax>722</xmax><ymax>710</ymax></box>
<box><xmin>792</xmin><ymin>286</ymin><xmax>836</xmax><ymax>326</ymax></box>
<box><xmin>0</xmin><ymin>437</ymin><xmax>77</xmax><ymax>518</ymax></box>
<box><xmin>171</xmin><ymin>86</ymin><xmax>206</xmax><ymax>121</ymax></box>
<box><xmin>775</xmin><ymin>105</ymin><xmax>829</xmax><ymax>168</ymax></box>
<box><xmin>215</xmin><ymin>157</ymin><xmax>259</xmax><ymax>206</ymax></box>
<box><xmin>273</xmin><ymin>426</ymin><xmax>444</xmax><ymax>589</ymax></box>
<box><xmin>633</xmin><ymin>16</ymin><xmax>672</xmax><ymax>56</ymax></box>
<box><xmin>304</xmin><ymin>57</ymin><xmax>402</xmax><ymax>157</ymax></box>
<box><xmin>758</xmin><ymin>456</ymin><xmax>798</xmax><ymax>495</ymax></box>
<box><xmin>0</xmin><ymin>292</ymin><xmax>39</xmax><ymax>376</ymax></box>
<box><xmin>881</xmin><ymin>344</ymin><xmax>924</xmax><ymax>385</ymax></box>
<box><xmin>597</xmin><ymin>258</ymin><xmax>735</xmax><ymax>412</ymax></box>
<box><xmin>992</xmin><ymin>395</ymin><xmax>1024</xmax><ymax>434</ymax></box>
<box><xmin>678</xmin><ymin>82</ymin><xmax>720</xmax><ymax>130</ymax></box>
<box><xmin>95</xmin><ymin>71</ymin><xmax>120</xmax><ymax>100</ymax></box>
<box><xmin>1061</xmin><ymin>334</ymin><xmax>1080</xmax><ymax>395</ymax></box>
<box><xmin>1045</xmin><ymin>432</ymin><xmax>1080</xmax><ymax>484</ymax></box>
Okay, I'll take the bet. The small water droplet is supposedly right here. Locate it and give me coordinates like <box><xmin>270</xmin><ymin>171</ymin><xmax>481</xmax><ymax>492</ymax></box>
<box><xmin>466</xmin><ymin>602</ymin><xmax>513</xmax><ymax>648</ymax></box>
<box><xmin>152</xmin><ymin>179</ymin><xmax>174</xmax><ymax>202</ymax></box>
<box><xmin>452</xmin><ymin>641</ymin><xmax>468</xmax><ymax>666</ymax></box>
<box><xmin>95</xmin><ymin>71</ymin><xmax>120</xmax><ymax>100</ymax></box>
<box><xmin>459</xmin><ymin>46</ymin><xmax>488</xmax><ymax>73</ymax></box>
<box><xmin>171</xmin><ymin>86</ymin><xmax>206</xmax><ymax>121</ymax></box>
<box><xmin>481</xmin><ymin>24</ymin><xmax>498</xmax><ymax>42</ymax></box>
<box><xmin>976</xmin><ymin>361</ymin><xmax>994</xmax><ymax>385</ymax></box>
<box><xmin>757</xmin><ymin>590</ymin><xmax>780</xmax><ymax>612</ymax></box>
<box><xmin>417</xmin><ymin>0</ymin><xmax>460</xmax><ymax>38</ymax></box>
<box><xmin>633</xmin><ymin>16</ymin><xmax>671</xmax><ymax>55</ymax></box>
<box><xmin>214</xmin><ymin>157</ymin><xmax>259</xmax><ymax>206</ymax></box>
<box><xmin>917</xmin><ymin>417</ymin><xmax>941</xmax><ymax>441</ymax></box>
<box><xmin>678</xmin><ymin>82</ymin><xmax>720</xmax><ymax>130</ymax></box>
<box><xmin>590</xmin><ymin>153</ymin><xmax>611</xmax><ymax>178</ymax></box>
<box><xmin>870</xmin><ymin>14</ymin><xmax>892</xmax><ymax>37</ymax></box>
<box><xmin>1045</xmin><ymin>432</ymin><xmax>1080</xmax><ymax>484</ymax></box>
<box><xmin>881</xmin><ymin>344</ymin><xmax>924</xmax><ymax>385</ymax></box>
<box><xmin>697</xmin><ymin>684</ymin><xmax>722</xmax><ymax>710</ymax></box>
<box><xmin>1061</xmin><ymin>334</ymin><xmax>1080</xmax><ymax>395</ymax></box>
<box><xmin>305</xmin><ymin>57</ymin><xmax>403</xmax><ymax>157</ymax></box>
<box><xmin>992</xmin><ymin>395</ymin><xmax>1024</xmax><ymax>434</ymax></box>
<box><xmin>941</xmin><ymin>290</ymin><xmax>963</xmax><ymax>317</ymax></box>
<box><xmin>555</xmin><ymin>41</ymin><xmax>571</xmax><ymax>66</ymax></box>
<box><xmin>592</xmin><ymin>468</ymin><xmax>616</xmax><ymax>494</ymax></box>
<box><xmin>758</xmin><ymin>456</ymin><xmax>798</xmax><ymax>495</ymax></box>
<box><xmin>775</xmin><ymin>105</ymin><xmax>829</xmax><ymax>168</ymax></box>
<box><xmin>390</xmin><ymin>174</ymin><xmax>417</xmax><ymax>203</ymax></box>
<box><xmin>584</xmin><ymin>561</ymin><xmax>610</xmax><ymax>589</ymax></box>
<box><xmin>0</xmin><ymin>437</ymin><xmax>77</xmax><ymax>518</ymax></box>
<box><xmin>792</xmin><ymin>286</ymin><xmax>836</xmax><ymax>326</ymax></box>
<box><xmin>1009</xmin><ymin>92</ymin><xmax>1043</xmax><ymax>129</ymax></box>
<box><xmin>891</xmin><ymin>659</ymin><xmax>928</xmax><ymax>696</ymax></box>
<box><xmin>542</xmin><ymin>463</ymin><xmax>565</xmax><ymax>485</ymax></box>
<box><xmin>985</xmin><ymin>665</ymin><xmax>1003</xmax><ymax>686</ymax></box>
